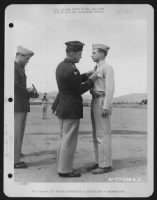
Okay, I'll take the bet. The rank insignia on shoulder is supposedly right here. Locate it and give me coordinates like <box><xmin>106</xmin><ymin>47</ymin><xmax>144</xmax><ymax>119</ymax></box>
<box><xmin>74</xmin><ymin>71</ymin><xmax>78</xmax><ymax>75</ymax></box>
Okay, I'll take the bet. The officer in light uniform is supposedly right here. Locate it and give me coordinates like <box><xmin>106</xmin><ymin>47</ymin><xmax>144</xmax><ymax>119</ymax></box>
<box><xmin>53</xmin><ymin>41</ymin><xmax>98</xmax><ymax>178</ymax></box>
<box><xmin>14</xmin><ymin>46</ymin><xmax>38</xmax><ymax>168</ymax></box>
<box><xmin>89</xmin><ymin>44</ymin><xmax>115</xmax><ymax>174</ymax></box>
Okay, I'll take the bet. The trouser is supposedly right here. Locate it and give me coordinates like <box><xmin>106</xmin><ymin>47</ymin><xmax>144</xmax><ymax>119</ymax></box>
<box><xmin>57</xmin><ymin>118</ymin><xmax>80</xmax><ymax>173</ymax></box>
<box><xmin>42</xmin><ymin>104</ymin><xmax>48</xmax><ymax>119</ymax></box>
<box><xmin>14</xmin><ymin>112</ymin><xmax>27</xmax><ymax>163</ymax></box>
<box><xmin>91</xmin><ymin>97</ymin><xmax>112</xmax><ymax>168</ymax></box>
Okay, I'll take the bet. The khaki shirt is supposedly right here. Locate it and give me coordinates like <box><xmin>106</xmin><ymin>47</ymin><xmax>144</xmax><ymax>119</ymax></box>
<box><xmin>93</xmin><ymin>60</ymin><xmax>115</xmax><ymax>110</ymax></box>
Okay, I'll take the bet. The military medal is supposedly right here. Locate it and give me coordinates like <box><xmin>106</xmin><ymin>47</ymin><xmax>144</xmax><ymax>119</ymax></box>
<box><xmin>74</xmin><ymin>71</ymin><xmax>78</xmax><ymax>75</ymax></box>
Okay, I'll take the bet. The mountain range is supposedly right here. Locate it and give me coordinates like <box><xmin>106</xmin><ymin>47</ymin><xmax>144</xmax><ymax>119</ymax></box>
<box><xmin>37</xmin><ymin>91</ymin><xmax>147</xmax><ymax>103</ymax></box>
<box><xmin>113</xmin><ymin>93</ymin><xmax>147</xmax><ymax>103</ymax></box>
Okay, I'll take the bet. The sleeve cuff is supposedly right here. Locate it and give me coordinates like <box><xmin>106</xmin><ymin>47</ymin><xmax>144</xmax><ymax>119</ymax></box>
<box><xmin>102</xmin><ymin>104</ymin><xmax>112</xmax><ymax>110</ymax></box>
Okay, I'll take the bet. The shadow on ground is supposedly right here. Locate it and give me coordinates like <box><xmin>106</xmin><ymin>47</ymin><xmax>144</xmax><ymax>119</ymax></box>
<box><xmin>24</xmin><ymin>150</ymin><xmax>57</xmax><ymax>157</ymax></box>
<box><xmin>23</xmin><ymin>150</ymin><xmax>57</xmax><ymax>167</ymax></box>
<box><xmin>75</xmin><ymin>157</ymin><xmax>147</xmax><ymax>174</ymax></box>
<box><xmin>27</xmin><ymin>157</ymin><xmax>56</xmax><ymax>167</ymax></box>
<box><xmin>27</xmin><ymin>130</ymin><xmax>147</xmax><ymax>135</ymax></box>
<box><xmin>22</xmin><ymin>148</ymin><xmax>146</xmax><ymax>170</ymax></box>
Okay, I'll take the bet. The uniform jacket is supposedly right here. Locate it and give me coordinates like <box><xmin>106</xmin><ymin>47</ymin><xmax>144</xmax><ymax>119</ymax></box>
<box><xmin>55</xmin><ymin>58</ymin><xmax>93</xmax><ymax>119</ymax></box>
<box><xmin>14</xmin><ymin>62</ymin><xmax>30</xmax><ymax>112</ymax></box>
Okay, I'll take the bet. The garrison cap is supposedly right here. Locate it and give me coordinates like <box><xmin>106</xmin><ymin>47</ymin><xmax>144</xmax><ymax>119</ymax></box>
<box><xmin>92</xmin><ymin>44</ymin><xmax>110</xmax><ymax>52</ymax></box>
<box><xmin>17</xmin><ymin>46</ymin><xmax>34</xmax><ymax>57</ymax></box>
<box><xmin>65</xmin><ymin>41</ymin><xmax>85</xmax><ymax>52</ymax></box>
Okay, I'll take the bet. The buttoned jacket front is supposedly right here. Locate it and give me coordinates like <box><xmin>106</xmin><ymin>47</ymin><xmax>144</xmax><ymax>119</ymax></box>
<box><xmin>55</xmin><ymin>58</ymin><xmax>93</xmax><ymax>119</ymax></box>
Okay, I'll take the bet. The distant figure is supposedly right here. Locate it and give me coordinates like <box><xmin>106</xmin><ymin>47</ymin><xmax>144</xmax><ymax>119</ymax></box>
<box><xmin>42</xmin><ymin>93</ymin><xmax>48</xmax><ymax>119</ymax></box>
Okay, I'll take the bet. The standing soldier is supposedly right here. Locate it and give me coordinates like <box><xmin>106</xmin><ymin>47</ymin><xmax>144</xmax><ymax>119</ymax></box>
<box><xmin>89</xmin><ymin>44</ymin><xmax>115</xmax><ymax>174</ymax></box>
<box><xmin>14</xmin><ymin>46</ymin><xmax>38</xmax><ymax>168</ymax></box>
<box><xmin>53</xmin><ymin>41</ymin><xmax>97</xmax><ymax>177</ymax></box>
<box><xmin>42</xmin><ymin>93</ymin><xmax>48</xmax><ymax>119</ymax></box>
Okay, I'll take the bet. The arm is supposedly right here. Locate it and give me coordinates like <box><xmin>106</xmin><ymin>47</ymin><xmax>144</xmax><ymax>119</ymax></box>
<box><xmin>80</xmin><ymin>69</ymin><xmax>95</xmax><ymax>83</ymax></box>
<box><xmin>65</xmin><ymin>67</ymin><xmax>93</xmax><ymax>95</ymax></box>
<box><xmin>80</xmin><ymin>73</ymin><xmax>88</xmax><ymax>82</ymax></box>
<box><xmin>14</xmin><ymin>70</ymin><xmax>29</xmax><ymax>98</ymax></box>
<box><xmin>31</xmin><ymin>84</ymin><xmax>39</xmax><ymax>98</ymax></box>
<box><xmin>80</xmin><ymin>79</ymin><xmax>93</xmax><ymax>95</ymax></box>
<box><xmin>103</xmin><ymin>65</ymin><xmax>115</xmax><ymax>110</ymax></box>
<box><xmin>51</xmin><ymin>93</ymin><xmax>59</xmax><ymax>114</ymax></box>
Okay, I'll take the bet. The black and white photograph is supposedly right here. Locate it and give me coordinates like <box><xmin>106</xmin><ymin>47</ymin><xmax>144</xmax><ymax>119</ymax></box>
<box><xmin>4</xmin><ymin>4</ymin><xmax>154</xmax><ymax>197</ymax></box>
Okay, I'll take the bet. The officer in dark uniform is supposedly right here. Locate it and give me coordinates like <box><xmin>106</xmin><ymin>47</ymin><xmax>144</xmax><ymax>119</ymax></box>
<box><xmin>53</xmin><ymin>41</ymin><xmax>98</xmax><ymax>177</ymax></box>
<box><xmin>14</xmin><ymin>46</ymin><xmax>39</xmax><ymax>169</ymax></box>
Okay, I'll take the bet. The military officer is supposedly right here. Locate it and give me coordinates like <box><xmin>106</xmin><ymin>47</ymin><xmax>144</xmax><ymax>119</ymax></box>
<box><xmin>54</xmin><ymin>41</ymin><xmax>98</xmax><ymax>177</ymax></box>
<box><xmin>14</xmin><ymin>46</ymin><xmax>38</xmax><ymax>168</ymax></box>
<box><xmin>89</xmin><ymin>44</ymin><xmax>115</xmax><ymax>174</ymax></box>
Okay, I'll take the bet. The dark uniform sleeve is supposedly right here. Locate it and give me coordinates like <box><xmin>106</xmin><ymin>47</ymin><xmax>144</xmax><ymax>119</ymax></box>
<box><xmin>80</xmin><ymin>79</ymin><xmax>93</xmax><ymax>95</ymax></box>
<box><xmin>15</xmin><ymin>69</ymin><xmax>29</xmax><ymax>98</ymax></box>
<box><xmin>80</xmin><ymin>73</ymin><xmax>88</xmax><ymax>83</ymax></box>
<box><xmin>51</xmin><ymin>93</ymin><xmax>59</xmax><ymax>113</ymax></box>
<box><xmin>65</xmin><ymin>66</ymin><xmax>93</xmax><ymax>95</ymax></box>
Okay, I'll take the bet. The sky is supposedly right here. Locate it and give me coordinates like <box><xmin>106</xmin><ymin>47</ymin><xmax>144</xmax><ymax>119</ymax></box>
<box><xmin>6</xmin><ymin>4</ymin><xmax>153</xmax><ymax>97</ymax></box>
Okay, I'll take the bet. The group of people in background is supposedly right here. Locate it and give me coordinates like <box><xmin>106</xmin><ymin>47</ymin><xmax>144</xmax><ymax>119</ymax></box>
<box><xmin>14</xmin><ymin>41</ymin><xmax>115</xmax><ymax>178</ymax></box>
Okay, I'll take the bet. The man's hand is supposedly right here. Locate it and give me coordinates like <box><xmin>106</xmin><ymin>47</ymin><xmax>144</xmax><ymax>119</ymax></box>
<box><xmin>27</xmin><ymin>87</ymin><xmax>34</xmax><ymax>93</ymax></box>
<box><xmin>32</xmin><ymin>90</ymin><xmax>39</xmax><ymax>98</ymax></box>
<box><xmin>86</xmin><ymin>70</ymin><xmax>95</xmax><ymax>77</ymax></box>
<box><xmin>27</xmin><ymin>87</ymin><xmax>39</xmax><ymax>98</ymax></box>
<box><xmin>101</xmin><ymin>108</ymin><xmax>111</xmax><ymax>117</ymax></box>
<box><xmin>89</xmin><ymin>71</ymin><xmax>99</xmax><ymax>81</ymax></box>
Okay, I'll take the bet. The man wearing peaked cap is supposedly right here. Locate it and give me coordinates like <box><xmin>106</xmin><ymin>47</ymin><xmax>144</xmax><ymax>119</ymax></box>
<box><xmin>52</xmin><ymin>40</ymin><xmax>98</xmax><ymax>178</ymax></box>
<box><xmin>14</xmin><ymin>46</ymin><xmax>38</xmax><ymax>169</ymax></box>
<box><xmin>88</xmin><ymin>44</ymin><xmax>115</xmax><ymax>174</ymax></box>
<box><xmin>65</xmin><ymin>41</ymin><xmax>85</xmax><ymax>52</ymax></box>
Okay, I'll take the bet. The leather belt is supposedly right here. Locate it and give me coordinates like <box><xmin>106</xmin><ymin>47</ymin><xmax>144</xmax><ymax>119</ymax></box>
<box><xmin>92</xmin><ymin>92</ymin><xmax>105</xmax><ymax>98</ymax></box>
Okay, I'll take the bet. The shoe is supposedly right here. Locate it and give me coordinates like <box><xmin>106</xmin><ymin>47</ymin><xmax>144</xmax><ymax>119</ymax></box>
<box><xmin>58</xmin><ymin>171</ymin><xmax>81</xmax><ymax>178</ymax></box>
<box><xmin>86</xmin><ymin>163</ymin><xmax>99</xmax><ymax>171</ymax></box>
<box><xmin>92</xmin><ymin>166</ymin><xmax>112</xmax><ymax>174</ymax></box>
<box><xmin>14</xmin><ymin>162</ymin><xmax>28</xmax><ymax>169</ymax></box>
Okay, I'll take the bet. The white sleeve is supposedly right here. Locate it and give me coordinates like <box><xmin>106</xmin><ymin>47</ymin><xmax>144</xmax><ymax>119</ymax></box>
<box><xmin>103</xmin><ymin>65</ymin><xmax>115</xmax><ymax>110</ymax></box>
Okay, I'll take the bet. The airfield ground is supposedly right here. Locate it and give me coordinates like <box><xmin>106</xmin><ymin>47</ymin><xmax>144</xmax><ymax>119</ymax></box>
<box><xmin>14</xmin><ymin>105</ymin><xmax>147</xmax><ymax>182</ymax></box>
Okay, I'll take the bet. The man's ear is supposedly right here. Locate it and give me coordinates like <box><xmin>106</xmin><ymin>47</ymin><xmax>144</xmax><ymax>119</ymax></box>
<box><xmin>100</xmin><ymin>51</ymin><xmax>104</xmax><ymax>57</ymax></box>
<box><xmin>70</xmin><ymin>51</ymin><xmax>74</xmax><ymax>57</ymax></box>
